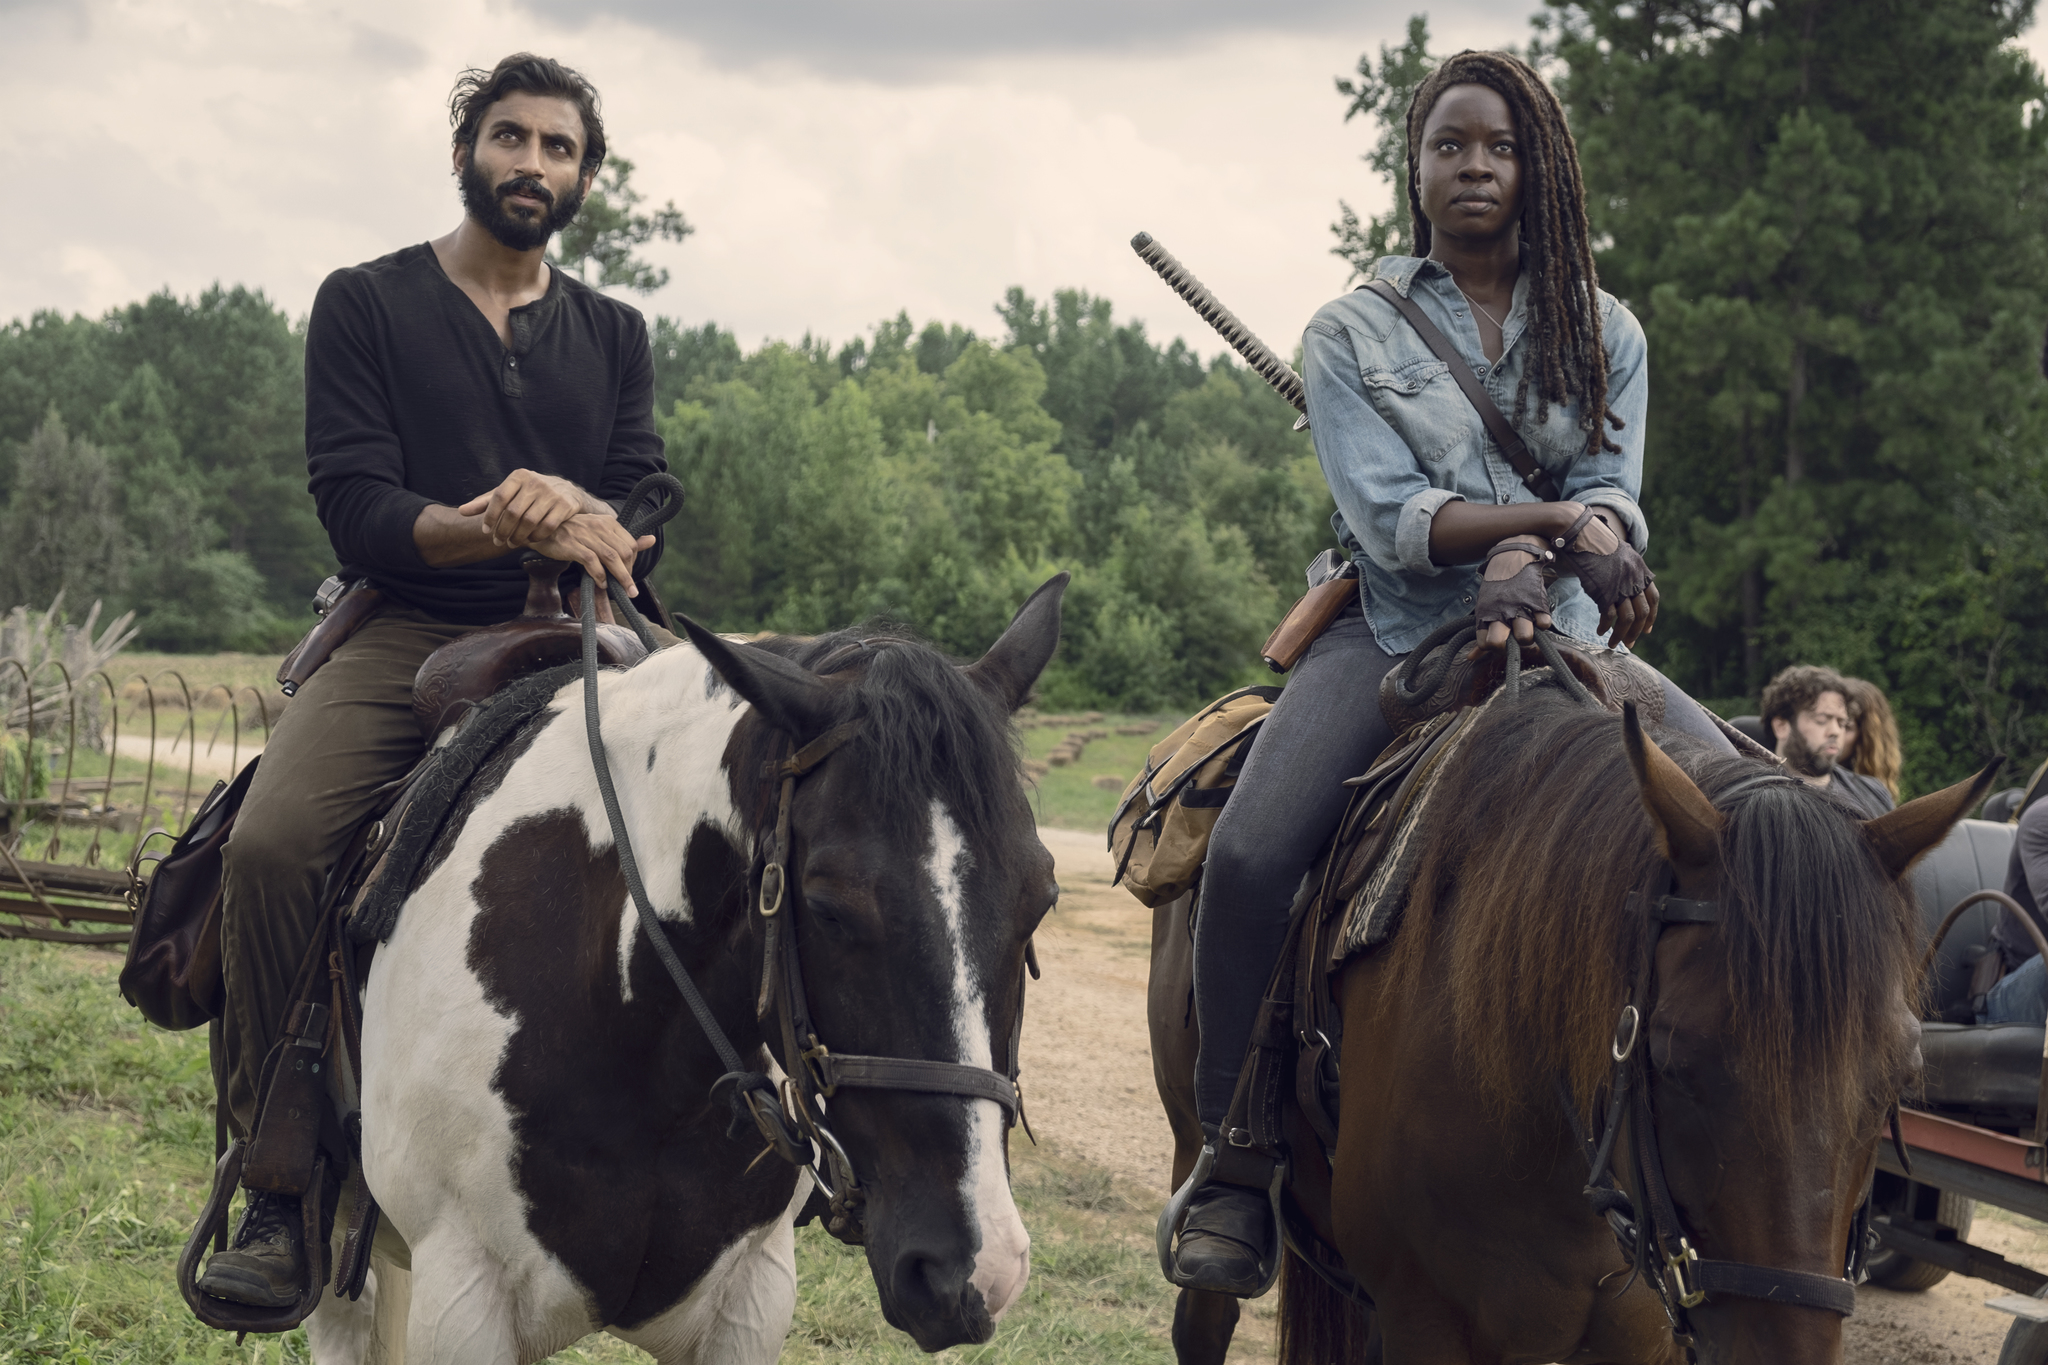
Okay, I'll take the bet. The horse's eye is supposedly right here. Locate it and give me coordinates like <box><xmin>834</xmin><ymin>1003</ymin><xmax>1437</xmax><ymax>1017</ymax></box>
<box><xmin>804</xmin><ymin>896</ymin><xmax>853</xmax><ymax>937</ymax></box>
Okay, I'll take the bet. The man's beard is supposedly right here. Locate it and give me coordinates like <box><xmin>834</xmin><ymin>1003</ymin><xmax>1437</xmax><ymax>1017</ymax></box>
<box><xmin>460</xmin><ymin>157</ymin><xmax>584</xmax><ymax>252</ymax></box>
<box><xmin>1781</xmin><ymin>725</ymin><xmax>1836</xmax><ymax>779</ymax></box>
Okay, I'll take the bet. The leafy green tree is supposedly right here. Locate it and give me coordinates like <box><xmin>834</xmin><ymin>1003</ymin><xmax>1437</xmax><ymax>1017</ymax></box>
<box><xmin>1544</xmin><ymin>0</ymin><xmax>2048</xmax><ymax>791</ymax></box>
<box><xmin>553</xmin><ymin>156</ymin><xmax>694</xmax><ymax>294</ymax></box>
<box><xmin>1331</xmin><ymin>15</ymin><xmax>1438</xmax><ymax>281</ymax></box>
<box><xmin>649</xmin><ymin>318</ymin><xmax>742</xmax><ymax>415</ymax></box>
<box><xmin>998</xmin><ymin>288</ymin><xmax>1206</xmax><ymax>457</ymax></box>
<box><xmin>0</xmin><ymin>412</ymin><xmax>126</xmax><ymax>614</ymax></box>
<box><xmin>98</xmin><ymin>286</ymin><xmax>322</xmax><ymax>618</ymax></box>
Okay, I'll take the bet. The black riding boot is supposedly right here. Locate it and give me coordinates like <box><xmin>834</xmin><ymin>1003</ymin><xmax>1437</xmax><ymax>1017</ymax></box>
<box><xmin>1173</xmin><ymin>1180</ymin><xmax>1275</xmax><ymax>1296</ymax></box>
<box><xmin>195</xmin><ymin>1189</ymin><xmax>305</xmax><ymax>1307</ymax></box>
<box><xmin>1171</xmin><ymin>1124</ymin><xmax>1278</xmax><ymax>1298</ymax></box>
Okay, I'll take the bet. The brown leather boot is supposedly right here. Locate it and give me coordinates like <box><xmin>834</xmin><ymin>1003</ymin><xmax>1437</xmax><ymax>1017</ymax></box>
<box><xmin>195</xmin><ymin>1190</ymin><xmax>304</xmax><ymax>1307</ymax></box>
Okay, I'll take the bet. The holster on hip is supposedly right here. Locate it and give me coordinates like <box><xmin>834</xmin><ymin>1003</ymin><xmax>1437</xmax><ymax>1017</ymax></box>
<box><xmin>1261</xmin><ymin>552</ymin><xmax>1359</xmax><ymax>674</ymax></box>
<box><xmin>276</xmin><ymin>579</ymin><xmax>383</xmax><ymax>698</ymax></box>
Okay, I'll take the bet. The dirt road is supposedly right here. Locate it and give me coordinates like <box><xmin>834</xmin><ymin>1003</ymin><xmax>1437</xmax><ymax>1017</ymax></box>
<box><xmin>1019</xmin><ymin>826</ymin><xmax>2046</xmax><ymax>1364</ymax></box>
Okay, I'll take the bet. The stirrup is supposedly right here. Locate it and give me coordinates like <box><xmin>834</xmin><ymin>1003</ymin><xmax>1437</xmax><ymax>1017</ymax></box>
<box><xmin>1155</xmin><ymin>1142</ymin><xmax>1288</xmax><ymax>1297</ymax></box>
<box><xmin>176</xmin><ymin>1142</ymin><xmax>332</xmax><ymax>1334</ymax></box>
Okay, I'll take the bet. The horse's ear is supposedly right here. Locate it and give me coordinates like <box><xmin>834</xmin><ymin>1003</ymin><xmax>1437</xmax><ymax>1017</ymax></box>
<box><xmin>1862</xmin><ymin>758</ymin><xmax>2002</xmax><ymax>882</ymax></box>
<box><xmin>1621</xmin><ymin>702</ymin><xmax>1724</xmax><ymax>872</ymax></box>
<box><xmin>964</xmin><ymin>572</ymin><xmax>1069</xmax><ymax>713</ymax></box>
<box><xmin>671</xmin><ymin>612</ymin><xmax>838</xmax><ymax>742</ymax></box>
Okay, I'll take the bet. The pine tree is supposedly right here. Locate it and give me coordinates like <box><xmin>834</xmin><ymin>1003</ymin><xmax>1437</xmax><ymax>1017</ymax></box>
<box><xmin>1547</xmin><ymin>0</ymin><xmax>2048</xmax><ymax>789</ymax></box>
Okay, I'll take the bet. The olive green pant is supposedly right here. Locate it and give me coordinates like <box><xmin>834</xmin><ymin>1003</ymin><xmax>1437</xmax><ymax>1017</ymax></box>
<box><xmin>219</xmin><ymin>607</ymin><xmax>474</xmax><ymax>1137</ymax></box>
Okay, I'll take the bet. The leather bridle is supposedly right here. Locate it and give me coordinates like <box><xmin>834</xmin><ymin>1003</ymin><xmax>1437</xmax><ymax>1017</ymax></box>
<box><xmin>1564</xmin><ymin>774</ymin><xmax>1878</xmax><ymax>1340</ymax></box>
<box><xmin>732</xmin><ymin>716</ymin><xmax>1030</xmax><ymax>1245</ymax></box>
<box><xmin>572</xmin><ymin>488</ymin><xmax>1030</xmax><ymax>1249</ymax></box>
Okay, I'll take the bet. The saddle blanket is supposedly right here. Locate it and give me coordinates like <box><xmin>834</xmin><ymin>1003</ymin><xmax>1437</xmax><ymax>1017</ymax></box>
<box><xmin>348</xmin><ymin>662</ymin><xmax>580</xmax><ymax>944</ymax></box>
<box><xmin>1331</xmin><ymin>677</ymin><xmax>1518</xmax><ymax>964</ymax></box>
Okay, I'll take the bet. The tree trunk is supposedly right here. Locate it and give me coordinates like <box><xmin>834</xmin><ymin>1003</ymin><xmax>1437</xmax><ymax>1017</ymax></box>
<box><xmin>1740</xmin><ymin>412</ymin><xmax>1762</xmax><ymax>694</ymax></box>
<box><xmin>1784</xmin><ymin>339</ymin><xmax>1806</xmax><ymax>486</ymax></box>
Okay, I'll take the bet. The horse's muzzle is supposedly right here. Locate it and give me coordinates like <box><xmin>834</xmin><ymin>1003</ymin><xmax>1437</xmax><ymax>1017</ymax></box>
<box><xmin>876</xmin><ymin>1229</ymin><xmax>998</xmax><ymax>1351</ymax></box>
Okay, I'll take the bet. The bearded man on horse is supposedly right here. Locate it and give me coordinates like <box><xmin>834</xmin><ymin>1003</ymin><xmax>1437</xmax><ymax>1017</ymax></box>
<box><xmin>1167</xmin><ymin>49</ymin><xmax>1741</xmax><ymax>1296</ymax></box>
<box><xmin>198</xmin><ymin>52</ymin><xmax>666</xmax><ymax>1307</ymax></box>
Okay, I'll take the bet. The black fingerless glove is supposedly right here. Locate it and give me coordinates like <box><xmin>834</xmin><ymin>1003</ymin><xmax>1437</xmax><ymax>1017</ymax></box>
<box><xmin>1559</xmin><ymin>539</ymin><xmax>1654</xmax><ymax>613</ymax></box>
<box><xmin>1474</xmin><ymin>540</ymin><xmax>1553</xmax><ymax>634</ymax></box>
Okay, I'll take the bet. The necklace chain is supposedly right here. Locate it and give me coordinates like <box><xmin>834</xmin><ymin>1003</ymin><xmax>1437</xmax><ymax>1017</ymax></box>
<box><xmin>1460</xmin><ymin>289</ymin><xmax>1507</xmax><ymax>330</ymax></box>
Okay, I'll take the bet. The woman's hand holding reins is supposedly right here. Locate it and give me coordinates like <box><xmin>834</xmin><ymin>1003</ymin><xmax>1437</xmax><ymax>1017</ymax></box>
<box><xmin>1555</xmin><ymin>508</ymin><xmax>1658</xmax><ymax>648</ymax></box>
<box><xmin>1472</xmin><ymin>537</ymin><xmax>1554</xmax><ymax>655</ymax></box>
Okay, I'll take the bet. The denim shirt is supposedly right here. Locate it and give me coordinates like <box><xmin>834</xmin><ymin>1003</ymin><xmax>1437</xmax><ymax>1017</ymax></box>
<box><xmin>1303</xmin><ymin>255</ymin><xmax>1650</xmax><ymax>656</ymax></box>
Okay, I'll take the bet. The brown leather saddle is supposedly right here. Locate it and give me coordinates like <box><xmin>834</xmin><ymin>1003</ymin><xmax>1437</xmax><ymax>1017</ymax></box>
<box><xmin>412</xmin><ymin>557</ymin><xmax>648</xmax><ymax>737</ymax></box>
<box><xmin>172</xmin><ymin>559</ymin><xmax>656</xmax><ymax>1334</ymax></box>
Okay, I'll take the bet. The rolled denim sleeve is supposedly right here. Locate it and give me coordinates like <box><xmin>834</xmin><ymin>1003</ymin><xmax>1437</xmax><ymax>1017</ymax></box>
<box><xmin>1558</xmin><ymin>302</ymin><xmax>1650</xmax><ymax>553</ymax></box>
<box><xmin>1304</xmin><ymin>316</ymin><xmax>1463</xmax><ymax>578</ymax></box>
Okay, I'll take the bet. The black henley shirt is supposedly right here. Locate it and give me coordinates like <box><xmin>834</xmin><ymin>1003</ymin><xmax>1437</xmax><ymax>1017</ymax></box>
<box><xmin>304</xmin><ymin>243</ymin><xmax>666</xmax><ymax>626</ymax></box>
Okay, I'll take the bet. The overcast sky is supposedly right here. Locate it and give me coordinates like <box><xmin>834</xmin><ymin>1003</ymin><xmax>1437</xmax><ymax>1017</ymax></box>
<box><xmin>10</xmin><ymin>1</ymin><xmax>2048</xmax><ymax>365</ymax></box>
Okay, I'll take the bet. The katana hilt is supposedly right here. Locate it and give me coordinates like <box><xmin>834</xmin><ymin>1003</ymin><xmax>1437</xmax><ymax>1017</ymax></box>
<box><xmin>1131</xmin><ymin>232</ymin><xmax>1307</xmax><ymax>419</ymax></box>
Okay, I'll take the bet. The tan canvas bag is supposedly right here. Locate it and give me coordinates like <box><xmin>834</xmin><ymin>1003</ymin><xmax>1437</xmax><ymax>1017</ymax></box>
<box><xmin>1107</xmin><ymin>685</ymin><xmax>1282</xmax><ymax>906</ymax></box>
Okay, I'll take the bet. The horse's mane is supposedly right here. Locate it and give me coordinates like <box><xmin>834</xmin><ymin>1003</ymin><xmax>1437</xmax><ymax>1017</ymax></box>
<box><xmin>732</xmin><ymin>625</ymin><xmax>1027</xmax><ymax>843</ymax></box>
<box><xmin>1380</xmin><ymin>679</ymin><xmax>1918</xmax><ymax>1140</ymax></box>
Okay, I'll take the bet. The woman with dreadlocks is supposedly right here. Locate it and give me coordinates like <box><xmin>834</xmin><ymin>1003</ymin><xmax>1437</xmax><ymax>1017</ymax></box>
<box><xmin>1168</xmin><ymin>50</ymin><xmax>1734</xmax><ymax>1295</ymax></box>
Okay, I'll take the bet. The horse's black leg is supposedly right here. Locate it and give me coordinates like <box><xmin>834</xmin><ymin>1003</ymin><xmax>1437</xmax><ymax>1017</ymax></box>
<box><xmin>1171</xmin><ymin>1286</ymin><xmax>1240</xmax><ymax>1365</ymax></box>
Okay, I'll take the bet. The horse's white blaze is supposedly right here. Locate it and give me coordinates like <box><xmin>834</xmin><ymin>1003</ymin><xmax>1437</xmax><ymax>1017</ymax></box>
<box><xmin>926</xmin><ymin>802</ymin><xmax>1031</xmax><ymax>1320</ymax></box>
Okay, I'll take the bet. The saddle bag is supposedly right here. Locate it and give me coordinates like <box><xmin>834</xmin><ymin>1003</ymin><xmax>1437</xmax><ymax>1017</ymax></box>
<box><xmin>1107</xmin><ymin>685</ymin><xmax>1281</xmax><ymax>907</ymax></box>
<box><xmin>119</xmin><ymin>757</ymin><xmax>259</xmax><ymax>1031</ymax></box>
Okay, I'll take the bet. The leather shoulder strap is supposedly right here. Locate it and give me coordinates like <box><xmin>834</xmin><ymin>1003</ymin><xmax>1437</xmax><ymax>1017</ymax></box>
<box><xmin>1362</xmin><ymin>278</ymin><xmax>1561</xmax><ymax>502</ymax></box>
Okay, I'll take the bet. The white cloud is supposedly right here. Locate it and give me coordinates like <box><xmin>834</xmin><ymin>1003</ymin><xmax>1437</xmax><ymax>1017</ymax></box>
<box><xmin>34</xmin><ymin>0</ymin><xmax>2036</xmax><ymax>376</ymax></box>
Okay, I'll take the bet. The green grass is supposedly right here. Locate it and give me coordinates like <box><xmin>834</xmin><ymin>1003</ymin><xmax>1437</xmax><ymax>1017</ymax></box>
<box><xmin>1018</xmin><ymin>714</ymin><xmax>1174</xmax><ymax>833</ymax></box>
<box><xmin>0</xmin><ymin>942</ymin><xmax>1183</xmax><ymax>1363</ymax></box>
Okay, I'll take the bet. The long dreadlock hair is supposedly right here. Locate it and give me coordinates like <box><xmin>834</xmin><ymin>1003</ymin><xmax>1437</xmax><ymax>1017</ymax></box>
<box><xmin>1404</xmin><ymin>51</ymin><xmax>1620</xmax><ymax>454</ymax></box>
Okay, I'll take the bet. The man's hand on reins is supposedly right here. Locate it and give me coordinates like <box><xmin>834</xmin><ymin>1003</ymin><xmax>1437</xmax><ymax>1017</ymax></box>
<box><xmin>528</xmin><ymin>513</ymin><xmax>656</xmax><ymax>606</ymax></box>
<box><xmin>415</xmin><ymin>470</ymin><xmax>655</xmax><ymax>608</ymax></box>
<box><xmin>459</xmin><ymin>469</ymin><xmax>608</xmax><ymax>550</ymax></box>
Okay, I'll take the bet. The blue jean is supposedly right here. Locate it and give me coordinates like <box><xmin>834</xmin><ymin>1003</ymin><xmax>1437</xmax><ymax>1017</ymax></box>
<box><xmin>1983</xmin><ymin>955</ymin><xmax>2048</xmax><ymax>1026</ymax></box>
<box><xmin>1190</xmin><ymin>611</ymin><xmax>1735</xmax><ymax>1126</ymax></box>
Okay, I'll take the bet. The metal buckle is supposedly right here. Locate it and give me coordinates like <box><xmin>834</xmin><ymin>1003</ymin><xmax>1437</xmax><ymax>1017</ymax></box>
<box><xmin>759</xmin><ymin>861</ymin><xmax>786</xmax><ymax>917</ymax></box>
<box><xmin>1667</xmin><ymin>1238</ymin><xmax>1706</xmax><ymax>1308</ymax></box>
<box><xmin>1611</xmin><ymin>1005</ymin><xmax>1641</xmax><ymax>1063</ymax></box>
<box><xmin>801</xmin><ymin>1038</ymin><xmax>836</xmax><ymax>1097</ymax></box>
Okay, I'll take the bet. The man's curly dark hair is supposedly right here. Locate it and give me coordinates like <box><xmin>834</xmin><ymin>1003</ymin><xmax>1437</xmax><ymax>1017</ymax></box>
<box><xmin>449</xmin><ymin>53</ymin><xmax>606</xmax><ymax>179</ymax></box>
<box><xmin>1760</xmin><ymin>664</ymin><xmax>1851</xmax><ymax>734</ymax></box>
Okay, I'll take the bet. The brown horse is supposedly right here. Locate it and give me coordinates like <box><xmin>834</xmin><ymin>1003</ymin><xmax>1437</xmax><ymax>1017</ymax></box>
<box><xmin>1150</xmin><ymin>677</ymin><xmax>1992</xmax><ymax>1365</ymax></box>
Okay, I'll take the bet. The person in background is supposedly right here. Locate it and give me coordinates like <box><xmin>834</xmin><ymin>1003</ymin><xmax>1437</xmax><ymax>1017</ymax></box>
<box><xmin>1758</xmin><ymin>664</ymin><xmax>1892</xmax><ymax>817</ymax></box>
<box><xmin>1982</xmin><ymin>792</ymin><xmax>2048</xmax><ymax>1024</ymax></box>
<box><xmin>1840</xmin><ymin>675</ymin><xmax>1902</xmax><ymax>804</ymax></box>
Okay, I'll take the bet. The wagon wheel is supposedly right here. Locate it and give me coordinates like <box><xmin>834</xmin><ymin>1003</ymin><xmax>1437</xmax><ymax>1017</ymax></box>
<box><xmin>1999</xmin><ymin>1285</ymin><xmax>2048</xmax><ymax>1365</ymax></box>
<box><xmin>1865</xmin><ymin>1172</ymin><xmax>1974</xmax><ymax>1291</ymax></box>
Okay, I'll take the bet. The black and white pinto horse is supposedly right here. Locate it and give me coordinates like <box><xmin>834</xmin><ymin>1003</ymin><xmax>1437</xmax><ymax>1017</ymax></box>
<box><xmin>303</xmin><ymin>578</ymin><xmax>1067</xmax><ymax>1363</ymax></box>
